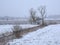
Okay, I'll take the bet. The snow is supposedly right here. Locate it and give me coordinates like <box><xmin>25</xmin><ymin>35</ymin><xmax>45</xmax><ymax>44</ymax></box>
<box><xmin>0</xmin><ymin>25</ymin><xmax>13</xmax><ymax>38</ymax></box>
<box><xmin>6</xmin><ymin>24</ymin><xmax>60</xmax><ymax>45</ymax></box>
<box><xmin>20</xmin><ymin>24</ymin><xmax>38</xmax><ymax>29</ymax></box>
<box><xmin>0</xmin><ymin>24</ymin><xmax>38</xmax><ymax>38</ymax></box>
<box><xmin>0</xmin><ymin>24</ymin><xmax>37</xmax><ymax>34</ymax></box>
<box><xmin>0</xmin><ymin>25</ymin><xmax>13</xmax><ymax>34</ymax></box>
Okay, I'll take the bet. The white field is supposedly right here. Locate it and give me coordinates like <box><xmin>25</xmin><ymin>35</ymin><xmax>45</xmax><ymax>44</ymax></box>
<box><xmin>6</xmin><ymin>24</ymin><xmax>60</xmax><ymax>45</ymax></box>
<box><xmin>0</xmin><ymin>24</ymin><xmax>38</xmax><ymax>38</ymax></box>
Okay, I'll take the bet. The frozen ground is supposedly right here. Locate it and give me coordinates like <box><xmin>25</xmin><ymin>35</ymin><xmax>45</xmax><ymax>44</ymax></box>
<box><xmin>6</xmin><ymin>24</ymin><xmax>60</xmax><ymax>45</ymax></box>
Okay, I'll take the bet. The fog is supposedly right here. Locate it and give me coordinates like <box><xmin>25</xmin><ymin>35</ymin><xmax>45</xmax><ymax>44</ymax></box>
<box><xmin>0</xmin><ymin>0</ymin><xmax>60</xmax><ymax>17</ymax></box>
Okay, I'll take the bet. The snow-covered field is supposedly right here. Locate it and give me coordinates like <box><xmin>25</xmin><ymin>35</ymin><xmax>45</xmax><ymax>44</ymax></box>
<box><xmin>0</xmin><ymin>25</ymin><xmax>13</xmax><ymax>37</ymax></box>
<box><xmin>20</xmin><ymin>24</ymin><xmax>38</xmax><ymax>29</ymax></box>
<box><xmin>6</xmin><ymin>24</ymin><xmax>60</xmax><ymax>45</ymax></box>
<box><xmin>0</xmin><ymin>24</ymin><xmax>38</xmax><ymax>38</ymax></box>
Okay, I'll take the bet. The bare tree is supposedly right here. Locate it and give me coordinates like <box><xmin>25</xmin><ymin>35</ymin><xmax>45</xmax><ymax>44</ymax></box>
<box><xmin>38</xmin><ymin>6</ymin><xmax>46</xmax><ymax>25</ymax></box>
<box><xmin>29</xmin><ymin>8</ymin><xmax>36</xmax><ymax>24</ymax></box>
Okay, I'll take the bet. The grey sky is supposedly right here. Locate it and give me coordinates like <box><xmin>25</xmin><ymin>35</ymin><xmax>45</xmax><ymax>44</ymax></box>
<box><xmin>0</xmin><ymin>0</ymin><xmax>60</xmax><ymax>17</ymax></box>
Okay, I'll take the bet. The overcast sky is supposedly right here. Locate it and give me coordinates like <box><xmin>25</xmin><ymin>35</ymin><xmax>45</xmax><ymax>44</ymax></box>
<box><xmin>0</xmin><ymin>0</ymin><xmax>60</xmax><ymax>17</ymax></box>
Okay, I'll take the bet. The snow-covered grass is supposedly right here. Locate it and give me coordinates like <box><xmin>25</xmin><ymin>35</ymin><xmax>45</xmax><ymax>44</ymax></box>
<box><xmin>0</xmin><ymin>25</ymin><xmax>13</xmax><ymax>34</ymax></box>
<box><xmin>20</xmin><ymin>24</ymin><xmax>38</xmax><ymax>29</ymax></box>
<box><xmin>0</xmin><ymin>25</ymin><xmax>13</xmax><ymax>38</ymax></box>
<box><xmin>0</xmin><ymin>24</ymin><xmax>38</xmax><ymax>38</ymax></box>
<box><xmin>6</xmin><ymin>24</ymin><xmax>60</xmax><ymax>45</ymax></box>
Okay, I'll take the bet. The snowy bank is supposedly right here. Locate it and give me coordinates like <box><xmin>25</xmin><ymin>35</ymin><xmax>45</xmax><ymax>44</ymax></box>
<box><xmin>7</xmin><ymin>24</ymin><xmax>60</xmax><ymax>45</ymax></box>
<box><xmin>0</xmin><ymin>25</ymin><xmax>13</xmax><ymax>34</ymax></box>
<box><xmin>0</xmin><ymin>24</ymin><xmax>38</xmax><ymax>38</ymax></box>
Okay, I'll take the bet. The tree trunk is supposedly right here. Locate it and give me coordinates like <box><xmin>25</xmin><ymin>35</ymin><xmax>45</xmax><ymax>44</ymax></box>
<box><xmin>42</xmin><ymin>15</ymin><xmax>45</xmax><ymax>25</ymax></box>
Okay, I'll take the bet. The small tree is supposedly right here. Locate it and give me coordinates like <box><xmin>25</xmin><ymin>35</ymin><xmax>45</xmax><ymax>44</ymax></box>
<box><xmin>29</xmin><ymin>8</ymin><xmax>36</xmax><ymax>24</ymax></box>
<box><xmin>38</xmin><ymin>6</ymin><xmax>46</xmax><ymax>25</ymax></box>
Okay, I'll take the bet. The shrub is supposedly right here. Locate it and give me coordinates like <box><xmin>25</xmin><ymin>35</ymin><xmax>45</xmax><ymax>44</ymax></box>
<box><xmin>12</xmin><ymin>25</ymin><xmax>22</xmax><ymax>38</ymax></box>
